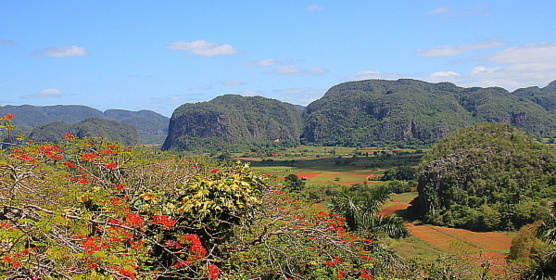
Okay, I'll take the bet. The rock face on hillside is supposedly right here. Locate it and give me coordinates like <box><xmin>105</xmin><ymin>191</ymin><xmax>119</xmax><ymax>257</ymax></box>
<box><xmin>301</xmin><ymin>79</ymin><xmax>556</xmax><ymax>146</ymax></box>
<box><xmin>162</xmin><ymin>95</ymin><xmax>303</xmax><ymax>151</ymax></box>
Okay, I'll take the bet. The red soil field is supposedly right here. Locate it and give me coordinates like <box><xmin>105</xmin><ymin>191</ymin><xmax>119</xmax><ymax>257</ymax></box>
<box><xmin>293</xmin><ymin>172</ymin><xmax>320</xmax><ymax>178</ymax></box>
<box><xmin>433</xmin><ymin>226</ymin><xmax>512</xmax><ymax>251</ymax></box>
<box><xmin>379</xmin><ymin>203</ymin><xmax>410</xmax><ymax>216</ymax></box>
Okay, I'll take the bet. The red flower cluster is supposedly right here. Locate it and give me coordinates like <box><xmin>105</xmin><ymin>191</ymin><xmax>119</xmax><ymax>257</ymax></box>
<box><xmin>151</xmin><ymin>215</ymin><xmax>176</xmax><ymax>229</ymax></box>
<box><xmin>3</xmin><ymin>113</ymin><xmax>15</xmax><ymax>119</ymax></box>
<box><xmin>182</xmin><ymin>234</ymin><xmax>207</xmax><ymax>258</ymax></box>
<box><xmin>82</xmin><ymin>237</ymin><xmax>102</xmax><ymax>254</ymax></box>
<box><xmin>208</xmin><ymin>263</ymin><xmax>220</xmax><ymax>279</ymax></box>
<box><xmin>125</xmin><ymin>213</ymin><xmax>144</xmax><ymax>228</ymax></box>
<box><xmin>325</xmin><ymin>256</ymin><xmax>342</xmax><ymax>267</ymax></box>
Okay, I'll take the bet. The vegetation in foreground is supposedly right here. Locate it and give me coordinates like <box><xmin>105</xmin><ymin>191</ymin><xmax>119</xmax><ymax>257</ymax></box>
<box><xmin>3</xmin><ymin>111</ymin><xmax>556</xmax><ymax>279</ymax></box>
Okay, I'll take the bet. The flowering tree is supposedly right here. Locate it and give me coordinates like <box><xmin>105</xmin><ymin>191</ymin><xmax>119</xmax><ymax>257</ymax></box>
<box><xmin>0</xmin><ymin>113</ymin><xmax>397</xmax><ymax>279</ymax></box>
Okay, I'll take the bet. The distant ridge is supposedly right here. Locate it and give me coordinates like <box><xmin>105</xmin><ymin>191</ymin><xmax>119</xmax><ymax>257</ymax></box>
<box><xmin>301</xmin><ymin>79</ymin><xmax>556</xmax><ymax>146</ymax></box>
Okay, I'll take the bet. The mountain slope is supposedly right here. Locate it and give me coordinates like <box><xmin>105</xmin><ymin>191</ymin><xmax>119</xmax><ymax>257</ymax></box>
<box><xmin>301</xmin><ymin>79</ymin><xmax>556</xmax><ymax>146</ymax></box>
<box><xmin>162</xmin><ymin>95</ymin><xmax>303</xmax><ymax>151</ymax></box>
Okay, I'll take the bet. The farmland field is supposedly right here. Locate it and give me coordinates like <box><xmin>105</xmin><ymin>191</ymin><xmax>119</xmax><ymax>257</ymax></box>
<box><xmin>237</xmin><ymin>146</ymin><xmax>519</xmax><ymax>279</ymax></box>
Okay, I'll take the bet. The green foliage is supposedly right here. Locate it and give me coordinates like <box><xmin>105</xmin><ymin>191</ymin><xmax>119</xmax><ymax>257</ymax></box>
<box><xmin>381</xmin><ymin>165</ymin><xmax>416</xmax><ymax>181</ymax></box>
<box><xmin>284</xmin><ymin>174</ymin><xmax>305</xmax><ymax>191</ymax></box>
<box><xmin>411</xmin><ymin>122</ymin><xmax>556</xmax><ymax>231</ymax></box>
<box><xmin>302</xmin><ymin>79</ymin><xmax>556</xmax><ymax>147</ymax></box>
<box><xmin>162</xmin><ymin>95</ymin><xmax>304</xmax><ymax>152</ymax></box>
<box><xmin>0</xmin><ymin>105</ymin><xmax>169</xmax><ymax>145</ymax></box>
<box><xmin>514</xmin><ymin>80</ymin><xmax>556</xmax><ymax>112</ymax></box>
<box><xmin>331</xmin><ymin>184</ymin><xmax>409</xmax><ymax>239</ymax></box>
<box><xmin>29</xmin><ymin>117</ymin><xmax>139</xmax><ymax>145</ymax></box>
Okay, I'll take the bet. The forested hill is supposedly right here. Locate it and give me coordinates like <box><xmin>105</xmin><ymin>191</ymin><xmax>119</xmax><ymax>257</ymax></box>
<box><xmin>0</xmin><ymin>105</ymin><xmax>169</xmax><ymax>137</ymax></box>
<box><xmin>301</xmin><ymin>79</ymin><xmax>556</xmax><ymax>146</ymax></box>
<box><xmin>513</xmin><ymin>80</ymin><xmax>556</xmax><ymax>112</ymax></box>
<box><xmin>162</xmin><ymin>95</ymin><xmax>303</xmax><ymax>151</ymax></box>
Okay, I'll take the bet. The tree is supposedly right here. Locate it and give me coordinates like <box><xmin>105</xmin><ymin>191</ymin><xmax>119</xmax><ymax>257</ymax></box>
<box><xmin>521</xmin><ymin>202</ymin><xmax>556</xmax><ymax>279</ymax></box>
<box><xmin>410</xmin><ymin>122</ymin><xmax>556</xmax><ymax>231</ymax></box>
<box><xmin>284</xmin><ymin>174</ymin><xmax>305</xmax><ymax>191</ymax></box>
<box><xmin>331</xmin><ymin>184</ymin><xmax>409</xmax><ymax>239</ymax></box>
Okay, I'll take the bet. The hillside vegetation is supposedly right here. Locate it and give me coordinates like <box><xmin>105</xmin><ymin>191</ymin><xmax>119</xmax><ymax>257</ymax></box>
<box><xmin>162</xmin><ymin>95</ymin><xmax>303</xmax><ymax>151</ymax></box>
<box><xmin>302</xmin><ymin>79</ymin><xmax>556</xmax><ymax>146</ymax></box>
<box><xmin>409</xmin><ymin>122</ymin><xmax>556</xmax><ymax>231</ymax></box>
<box><xmin>0</xmin><ymin>105</ymin><xmax>168</xmax><ymax>144</ymax></box>
<box><xmin>28</xmin><ymin>117</ymin><xmax>139</xmax><ymax>146</ymax></box>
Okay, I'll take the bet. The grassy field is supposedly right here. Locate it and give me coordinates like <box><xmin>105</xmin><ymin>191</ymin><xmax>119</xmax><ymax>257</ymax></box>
<box><xmin>235</xmin><ymin>145</ymin><xmax>518</xmax><ymax>279</ymax></box>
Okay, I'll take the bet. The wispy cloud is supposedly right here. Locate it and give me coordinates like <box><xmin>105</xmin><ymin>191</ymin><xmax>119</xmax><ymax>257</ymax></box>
<box><xmin>272</xmin><ymin>87</ymin><xmax>324</xmax><ymax>105</ymax></box>
<box><xmin>166</xmin><ymin>40</ymin><xmax>240</xmax><ymax>57</ymax></box>
<box><xmin>217</xmin><ymin>80</ymin><xmax>246</xmax><ymax>86</ymax></box>
<box><xmin>0</xmin><ymin>39</ymin><xmax>15</xmax><ymax>46</ymax></box>
<box><xmin>243</xmin><ymin>59</ymin><xmax>281</xmax><ymax>67</ymax></box>
<box><xmin>34</xmin><ymin>46</ymin><xmax>89</xmax><ymax>57</ymax></box>
<box><xmin>307</xmin><ymin>5</ymin><xmax>325</xmax><ymax>12</ymax></box>
<box><xmin>270</xmin><ymin>65</ymin><xmax>329</xmax><ymax>76</ymax></box>
<box><xmin>345</xmin><ymin>70</ymin><xmax>404</xmax><ymax>81</ymax></box>
<box><xmin>21</xmin><ymin>88</ymin><xmax>62</xmax><ymax>98</ymax></box>
<box><xmin>419</xmin><ymin>38</ymin><xmax>505</xmax><ymax>57</ymax></box>
<box><xmin>427</xmin><ymin>7</ymin><xmax>450</xmax><ymax>15</ymax></box>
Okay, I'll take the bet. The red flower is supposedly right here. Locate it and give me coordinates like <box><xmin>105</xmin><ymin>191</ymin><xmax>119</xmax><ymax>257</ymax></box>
<box><xmin>116</xmin><ymin>184</ymin><xmax>125</xmax><ymax>190</ymax></box>
<box><xmin>211</xmin><ymin>168</ymin><xmax>220</xmax><ymax>173</ymax></box>
<box><xmin>152</xmin><ymin>215</ymin><xmax>176</xmax><ymax>229</ymax></box>
<box><xmin>117</xmin><ymin>268</ymin><xmax>136</xmax><ymax>279</ymax></box>
<box><xmin>183</xmin><ymin>234</ymin><xmax>207</xmax><ymax>257</ymax></box>
<box><xmin>106</xmin><ymin>162</ymin><xmax>118</xmax><ymax>169</ymax></box>
<box><xmin>63</xmin><ymin>161</ymin><xmax>77</xmax><ymax>168</ymax></box>
<box><xmin>208</xmin><ymin>263</ymin><xmax>220</xmax><ymax>279</ymax></box>
<box><xmin>3</xmin><ymin>113</ymin><xmax>14</xmax><ymax>119</ymax></box>
<box><xmin>82</xmin><ymin>153</ymin><xmax>98</xmax><ymax>160</ymax></box>
<box><xmin>125</xmin><ymin>213</ymin><xmax>144</xmax><ymax>228</ymax></box>
<box><xmin>82</xmin><ymin>238</ymin><xmax>101</xmax><ymax>254</ymax></box>
<box><xmin>336</xmin><ymin>269</ymin><xmax>345</xmax><ymax>279</ymax></box>
<box><xmin>65</xmin><ymin>133</ymin><xmax>75</xmax><ymax>140</ymax></box>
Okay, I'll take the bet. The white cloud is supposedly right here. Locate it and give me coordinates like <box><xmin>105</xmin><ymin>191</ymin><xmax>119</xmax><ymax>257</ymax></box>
<box><xmin>34</xmin><ymin>46</ymin><xmax>89</xmax><ymax>57</ymax></box>
<box><xmin>166</xmin><ymin>40</ymin><xmax>240</xmax><ymax>57</ymax></box>
<box><xmin>270</xmin><ymin>65</ymin><xmax>329</xmax><ymax>76</ymax></box>
<box><xmin>346</xmin><ymin>70</ymin><xmax>404</xmax><ymax>81</ymax></box>
<box><xmin>419</xmin><ymin>38</ymin><xmax>505</xmax><ymax>57</ymax></box>
<box><xmin>243</xmin><ymin>59</ymin><xmax>281</xmax><ymax>67</ymax></box>
<box><xmin>272</xmin><ymin>87</ymin><xmax>324</xmax><ymax>105</ymax></box>
<box><xmin>307</xmin><ymin>5</ymin><xmax>325</xmax><ymax>12</ymax></box>
<box><xmin>0</xmin><ymin>39</ymin><xmax>15</xmax><ymax>46</ymax></box>
<box><xmin>463</xmin><ymin>42</ymin><xmax>556</xmax><ymax>89</ymax></box>
<box><xmin>21</xmin><ymin>88</ymin><xmax>62</xmax><ymax>98</ymax></box>
<box><xmin>217</xmin><ymin>80</ymin><xmax>246</xmax><ymax>86</ymax></box>
<box><xmin>427</xmin><ymin>7</ymin><xmax>450</xmax><ymax>15</ymax></box>
<box><xmin>422</xmin><ymin>71</ymin><xmax>461</xmax><ymax>83</ymax></box>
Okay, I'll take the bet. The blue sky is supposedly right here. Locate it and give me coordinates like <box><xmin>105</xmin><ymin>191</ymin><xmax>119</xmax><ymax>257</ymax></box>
<box><xmin>1</xmin><ymin>1</ymin><xmax>555</xmax><ymax>116</ymax></box>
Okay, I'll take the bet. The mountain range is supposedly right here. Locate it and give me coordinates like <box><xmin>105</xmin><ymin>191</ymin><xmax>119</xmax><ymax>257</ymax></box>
<box><xmin>2</xmin><ymin>79</ymin><xmax>556</xmax><ymax>149</ymax></box>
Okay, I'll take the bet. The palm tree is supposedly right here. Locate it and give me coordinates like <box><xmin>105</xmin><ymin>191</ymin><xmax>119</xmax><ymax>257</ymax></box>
<box><xmin>331</xmin><ymin>184</ymin><xmax>409</xmax><ymax>239</ymax></box>
<box><xmin>521</xmin><ymin>201</ymin><xmax>556</xmax><ymax>279</ymax></box>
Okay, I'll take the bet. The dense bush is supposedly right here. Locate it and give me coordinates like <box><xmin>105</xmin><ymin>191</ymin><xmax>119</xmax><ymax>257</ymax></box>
<box><xmin>410</xmin><ymin>122</ymin><xmax>556</xmax><ymax>231</ymax></box>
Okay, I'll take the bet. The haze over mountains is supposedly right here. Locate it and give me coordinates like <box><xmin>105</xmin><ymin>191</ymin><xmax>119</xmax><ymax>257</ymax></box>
<box><xmin>3</xmin><ymin>79</ymin><xmax>556</xmax><ymax>149</ymax></box>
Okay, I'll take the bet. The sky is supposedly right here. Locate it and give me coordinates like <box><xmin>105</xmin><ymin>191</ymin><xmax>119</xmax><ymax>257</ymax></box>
<box><xmin>1</xmin><ymin>1</ymin><xmax>555</xmax><ymax>117</ymax></box>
